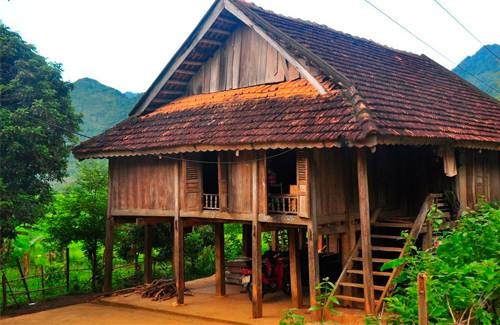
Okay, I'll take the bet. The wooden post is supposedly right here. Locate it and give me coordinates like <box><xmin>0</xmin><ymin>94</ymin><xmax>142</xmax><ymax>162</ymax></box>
<box><xmin>418</xmin><ymin>272</ymin><xmax>428</xmax><ymax>325</ymax></box>
<box><xmin>215</xmin><ymin>223</ymin><xmax>225</xmax><ymax>296</ymax></box>
<box><xmin>357</xmin><ymin>149</ymin><xmax>375</xmax><ymax>314</ymax></box>
<box><xmin>423</xmin><ymin>221</ymin><xmax>433</xmax><ymax>250</ymax></box>
<box><xmin>288</xmin><ymin>228</ymin><xmax>302</xmax><ymax>308</ymax></box>
<box><xmin>173</xmin><ymin>160</ymin><xmax>184</xmax><ymax>305</ymax></box>
<box><xmin>251</xmin><ymin>159</ymin><xmax>263</xmax><ymax>318</ymax></box>
<box><xmin>144</xmin><ymin>224</ymin><xmax>153</xmax><ymax>284</ymax></box>
<box><xmin>2</xmin><ymin>273</ymin><xmax>7</xmax><ymax>313</ymax></box>
<box><xmin>308</xmin><ymin>151</ymin><xmax>319</xmax><ymax>308</ymax></box>
<box><xmin>328</xmin><ymin>235</ymin><xmax>338</xmax><ymax>253</ymax></box>
<box><xmin>456</xmin><ymin>150</ymin><xmax>467</xmax><ymax>213</ymax></box>
<box><xmin>103</xmin><ymin>216</ymin><xmax>114</xmax><ymax>293</ymax></box>
<box><xmin>16</xmin><ymin>258</ymin><xmax>32</xmax><ymax>303</ymax></box>
<box><xmin>65</xmin><ymin>247</ymin><xmax>70</xmax><ymax>293</ymax></box>
<box><xmin>271</xmin><ymin>231</ymin><xmax>278</xmax><ymax>251</ymax></box>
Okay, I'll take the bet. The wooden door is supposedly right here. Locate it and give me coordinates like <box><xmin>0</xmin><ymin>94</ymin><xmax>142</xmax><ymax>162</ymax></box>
<box><xmin>183</xmin><ymin>159</ymin><xmax>202</xmax><ymax>211</ymax></box>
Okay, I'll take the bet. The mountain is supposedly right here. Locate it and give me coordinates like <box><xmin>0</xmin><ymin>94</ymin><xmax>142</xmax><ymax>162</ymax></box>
<box><xmin>453</xmin><ymin>44</ymin><xmax>500</xmax><ymax>99</ymax></box>
<box><xmin>71</xmin><ymin>78</ymin><xmax>141</xmax><ymax>137</ymax></box>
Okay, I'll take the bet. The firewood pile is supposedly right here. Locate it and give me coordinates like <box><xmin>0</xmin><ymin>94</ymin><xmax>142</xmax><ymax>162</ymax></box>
<box><xmin>130</xmin><ymin>279</ymin><xmax>191</xmax><ymax>301</ymax></box>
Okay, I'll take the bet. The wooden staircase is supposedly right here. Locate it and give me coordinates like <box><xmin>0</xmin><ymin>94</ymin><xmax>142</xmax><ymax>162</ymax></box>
<box><xmin>333</xmin><ymin>194</ymin><xmax>437</xmax><ymax>313</ymax></box>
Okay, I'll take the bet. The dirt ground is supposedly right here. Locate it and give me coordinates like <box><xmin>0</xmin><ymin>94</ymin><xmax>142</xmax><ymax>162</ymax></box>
<box><xmin>1</xmin><ymin>276</ymin><xmax>366</xmax><ymax>324</ymax></box>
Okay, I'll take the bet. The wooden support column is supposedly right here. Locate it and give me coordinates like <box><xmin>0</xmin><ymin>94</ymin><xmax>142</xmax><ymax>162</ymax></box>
<box><xmin>103</xmin><ymin>215</ymin><xmax>114</xmax><ymax>293</ymax></box>
<box><xmin>308</xmin><ymin>151</ymin><xmax>319</xmax><ymax>308</ymax></box>
<box><xmin>271</xmin><ymin>231</ymin><xmax>278</xmax><ymax>251</ymax></box>
<box><xmin>456</xmin><ymin>150</ymin><xmax>467</xmax><ymax>213</ymax></box>
<box><xmin>251</xmin><ymin>159</ymin><xmax>263</xmax><ymax>318</ymax></box>
<box><xmin>288</xmin><ymin>228</ymin><xmax>302</xmax><ymax>308</ymax></box>
<box><xmin>357</xmin><ymin>149</ymin><xmax>375</xmax><ymax>314</ymax></box>
<box><xmin>214</xmin><ymin>223</ymin><xmax>225</xmax><ymax>296</ymax></box>
<box><xmin>173</xmin><ymin>161</ymin><xmax>184</xmax><ymax>305</ymax></box>
<box><xmin>144</xmin><ymin>224</ymin><xmax>153</xmax><ymax>284</ymax></box>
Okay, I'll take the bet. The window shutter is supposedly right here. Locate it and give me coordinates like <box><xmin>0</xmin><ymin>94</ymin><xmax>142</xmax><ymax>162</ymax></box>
<box><xmin>296</xmin><ymin>150</ymin><xmax>310</xmax><ymax>218</ymax></box>
<box><xmin>184</xmin><ymin>160</ymin><xmax>202</xmax><ymax>211</ymax></box>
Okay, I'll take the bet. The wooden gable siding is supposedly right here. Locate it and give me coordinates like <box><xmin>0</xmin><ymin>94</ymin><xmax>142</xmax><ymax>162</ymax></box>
<box><xmin>186</xmin><ymin>25</ymin><xmax>311</xmax><ymax>95</ymax></box>
<box><xmin>110</xmin><ymin>157</ymin><xmax>176</xmax><ymax>213</ymax></box>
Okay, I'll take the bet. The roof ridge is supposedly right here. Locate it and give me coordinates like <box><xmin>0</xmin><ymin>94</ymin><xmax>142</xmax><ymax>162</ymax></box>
<box><xmin>237</xmin><ymin>0</ymin><xmax>423</xmax><ymax>59</ymax></box>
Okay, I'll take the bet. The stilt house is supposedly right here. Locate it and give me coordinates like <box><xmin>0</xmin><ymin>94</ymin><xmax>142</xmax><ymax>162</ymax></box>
<box><xmin>73</xmin><ymin>0</ymin><xmax>500</xmax><ymax>317</ymax></box>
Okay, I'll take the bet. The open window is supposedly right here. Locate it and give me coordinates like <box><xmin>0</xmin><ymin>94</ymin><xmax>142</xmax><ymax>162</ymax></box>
<box><xmin>267</xmin><ymin>150</ymin><xmax>298</xmax><ymax>214</ymax></box>
<box><xmin>201</xmin><ymin>152</ymin><xmax>219</xmax><ymax>210</ymax></box>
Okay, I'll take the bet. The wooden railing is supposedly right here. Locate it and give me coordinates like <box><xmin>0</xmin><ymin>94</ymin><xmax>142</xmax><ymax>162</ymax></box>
<box><xmin>202</xmin><ymin>193</ymin><xmax>219</xmax><ymax>210</ymax></box>
<box><xmin>268</xmin><ymin>194</ymin><xmax>298</xmax><ymax>215</ymax></box>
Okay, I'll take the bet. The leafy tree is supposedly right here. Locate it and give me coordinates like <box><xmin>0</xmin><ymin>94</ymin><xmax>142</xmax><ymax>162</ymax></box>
<box><xmin>0</xmin><ymin>23</ymin><xmax>81</xmax><ymax>245</ymax></box>
<box><xmin>44</xmin><ymin>161</ymin><xmax>107</xmax><ymax>291</ymax></box>
<box><xmin>384</xmin><ymin>202</ymin><xmax>500</xmax><ymax>324</ymax></box>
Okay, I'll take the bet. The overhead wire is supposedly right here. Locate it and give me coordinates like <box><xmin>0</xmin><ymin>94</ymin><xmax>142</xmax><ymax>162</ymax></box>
<box><xmin>362</xmin><ymin>0</ymin><xmax>500</xmax><ymax>95</ymax></box>
<box><xmin>432</xmin><ymin>0</ymin><xmax>500</xmax><ymax>61</ymax></box>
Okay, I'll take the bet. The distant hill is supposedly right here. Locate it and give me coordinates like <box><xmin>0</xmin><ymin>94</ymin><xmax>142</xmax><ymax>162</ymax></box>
<box><xmin>453</xmin><ymin>44</ymin><xmax>500</xmax><ymax>99</ymax></box>
<box><xmin>71</xmin><ymin>78</ymin><xmax>141</xmax><ymax>137</ymax></box>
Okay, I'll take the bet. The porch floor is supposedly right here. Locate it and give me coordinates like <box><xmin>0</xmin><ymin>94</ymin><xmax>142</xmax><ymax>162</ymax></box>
<box><xmin>1</xmin><ymin>276</ymin><xmax>367</xmax><ymax>324</ymax></box>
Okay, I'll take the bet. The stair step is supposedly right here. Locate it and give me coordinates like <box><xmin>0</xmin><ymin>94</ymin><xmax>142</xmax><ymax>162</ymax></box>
<box><xmin>347</xmin><ymin>269</ymin><xmax>392</xmax><ymax>277</ymax></box>
<box><xmin>372</xmin><ymin>246</ymin><xmax>403</xmax><ymax>252</ymax></box>
<box><xmin>373</xmin><ymin>222</ymin><xmax>413</xmax><ymax>228</ymax></box>
<box><xmin>352</xmin><ymin>257</ymin><xmax>392</xmax><ymax>263</ymax></box>
<box><xmin>371</xmin><ymin>234</ymin><xmax>404</xmax><ymax>240</ymax></box>
<box><xmin>339</xmin><ymin>282</ymin><xmax>385</xmax><ymax>291</ymax></box>
<box><xmin>335</xmin><ymin>295</ymin><xmax>365</xmax><ymax>303</ymax></box>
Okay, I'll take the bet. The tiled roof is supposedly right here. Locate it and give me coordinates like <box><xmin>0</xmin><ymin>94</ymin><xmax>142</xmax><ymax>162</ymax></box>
<box><xmin>74</xmin><ymin>1</ymin><xmax>500</xmax><ymax>158</ymax></box>
<box><xmin>244</xmin><ymin>2</ymin><xmax>500</xmax><ymax>144</ymax></box>
<box><xmin>74</xmin><ymin>80</ymin><xmax>359</xmax><ymax>158</ymax></box>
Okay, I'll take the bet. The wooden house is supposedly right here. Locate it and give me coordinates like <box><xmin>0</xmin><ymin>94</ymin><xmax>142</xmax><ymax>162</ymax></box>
<box><xmin>73</xmin><ymin>0</ymin><xmax>500</xmax><ymax>317</ymax></box>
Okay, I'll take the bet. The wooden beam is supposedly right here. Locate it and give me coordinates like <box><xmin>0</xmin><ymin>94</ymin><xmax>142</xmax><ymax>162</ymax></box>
<box><xmin>356</xmin><ymin>149</ymin><xmax>375</xmax><ymax>314</ymax></box>
<box><xmin>183</xmin><ymin>60</ymin><xmax>203</xmax><ymax>66</ymax></box>
<box><xmin>173</xmin><ymin>161</ymin><xmax>185</xmax><ymax>305</ymax></box>
<box><xmin>166</xmin><ymin>80</ymin><xmax>189</xmax><ymax>86</ymax></box>
<box><xmin>176</xmin><ymin>69</ymin><xmax>197</xmax><ymax>75</ymax></box>
<box><xmin>288</xmin><ymin>228</ymin><xmax>302</xmax><ymax>308</ymax></box>
<box><xmin>251</xmin><ymin>159</ymin><xmax>263</xmax><ymax>318</ymax></box>
<box><xmin>307</xmin><ymin>224</ymin><xmax>319</xmax><ymax>307</ymax></box>
<box><xmin>210</xmin><ymin>27</ymin><xmax>231</xmax><ymax>35</ymax></box>
<box><xmin>214</xmin><ymin>223</ymin><xmax>225</xmax><ymax>296</ymax></box>
<box><xmin>144</xmin><ymin>224</ymin><xmax>153</xmax><ymax>284</ymax></box>
<box><xmin>199</xmin><ymin>38</ymin><xmax>223</xmax><ymax>46</ymax></box>
<box><xmin>159</xmin><ymin>89</ymin><xmax>185</xmax><ymax>96</ymax></box>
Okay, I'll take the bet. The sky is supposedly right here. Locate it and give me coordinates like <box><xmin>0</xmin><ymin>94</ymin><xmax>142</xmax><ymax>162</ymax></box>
<box><xmin>1</xmin><ymin>0</ymin><xmax>498</xmax><ymax>93</ymax></box>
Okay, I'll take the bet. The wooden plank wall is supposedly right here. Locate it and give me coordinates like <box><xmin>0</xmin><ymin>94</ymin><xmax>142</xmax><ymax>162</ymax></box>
<box><xmin>459</xmin><ymin>149</ymin><xmax>500</xmax><ymax>208</ymax></box>
<box><xmin>110</xmin><ymin>157</ymin><xmax>176</xmax><ymax>211</ymax></box>
<box><xmin>228</xmin><ymin>151</ymin><xmax>254</xmax><ymax>214</ymax></box>
<box><xmin>186</xmin><ymin>25</ymin><xmax>311</xmax><ymax>95</ymax></box>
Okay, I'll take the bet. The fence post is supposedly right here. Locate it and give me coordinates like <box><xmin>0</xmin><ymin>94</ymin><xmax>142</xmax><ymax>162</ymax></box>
<box><xmin>40</xmin><ymin>266</ymin><xmax>45</xmax><ymax>301</ymax></box>
<box><xmin>65</xmin><ymin>247</ymin><xmax>70</xmax><ymax>293</ymax></box>
<box><xmin>2</xmin><ymin>273</ymin><xmax>7</xmax><ymax>314</ymax></box>
<box><xmin>16</xmin><ymin>258</ymin><xmax>32</xmax><ymax>303</ymax></box>
<box><xmin>418</xmin><ymin>272</ymin><xmax>428</xmax><ymax>325</ymax></box>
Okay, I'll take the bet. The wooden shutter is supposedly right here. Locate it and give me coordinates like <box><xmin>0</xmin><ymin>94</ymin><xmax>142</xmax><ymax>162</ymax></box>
<box><xmin>183</xmin><ymin>159</ymin><xmax>202</xmax><ymax>211</ymax></box>
<box><xmin>218</xmin><ymin>152</ymin><xmax>229</xmax><ymax>211</ymax></box>
<box><xmin>296</xmin><ymin>150</ymin><xmax>310</xmax><ymax>218</ymax></box>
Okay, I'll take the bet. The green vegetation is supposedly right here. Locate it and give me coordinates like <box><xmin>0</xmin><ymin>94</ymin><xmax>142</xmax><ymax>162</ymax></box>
<box><xmin>453</xmin><ymin>44</ymin><xmax>500</xmax><ymax>99</ymax></box>
<box><xmin>70</xmin><ymin>78</ymin><xmax>140</xmax><ymax>137</ymax></box>
<box><xmin>0</xmin><ymin>23</ymin><xmax>81</xmax><ymax>242</ymax></box>
<box><xmin>384</xmin><ymin>202</ymin><xmax>500</xmax><ymax>324</ymax></box>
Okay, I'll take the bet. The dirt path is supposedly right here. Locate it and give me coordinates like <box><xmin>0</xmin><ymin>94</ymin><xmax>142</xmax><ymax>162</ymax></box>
<box><xmin>0</xmin><ymin>300</ymin><xmax>225</xmax><ymax>325</ymax></box>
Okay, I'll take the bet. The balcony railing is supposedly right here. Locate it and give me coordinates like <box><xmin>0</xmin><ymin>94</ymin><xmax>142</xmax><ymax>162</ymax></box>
<box><xmin>268</xmin><ymin>194</ymin><xmax>298</xmax><ymax>215</ymax></box>
<box><xmin>202</xmin><ymin>193</ymin><xmax>219</xmax><ymax>210</ymax></box>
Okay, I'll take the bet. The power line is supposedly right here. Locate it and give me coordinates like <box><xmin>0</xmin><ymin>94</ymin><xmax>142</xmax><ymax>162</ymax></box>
<box><xmin>22</xmin><ymin>113</ymin><xmax>295</xmax><ymax>165</ymax></box>
<box><xmin>432</xmin><ymin>0</ymin><xmax>500</xmax><ymax>61</ymax></box>
<box><xmin>362</xmin><ymin>0</ymin><xmax>500</xmax><ymax>95</ymax></box>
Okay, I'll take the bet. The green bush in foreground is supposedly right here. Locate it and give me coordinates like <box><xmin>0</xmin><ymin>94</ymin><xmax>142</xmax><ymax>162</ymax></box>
<box><xmin>384</xmin><ymin>201</ymin><xmax>500</xmax><ymax>324</ymax></box>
